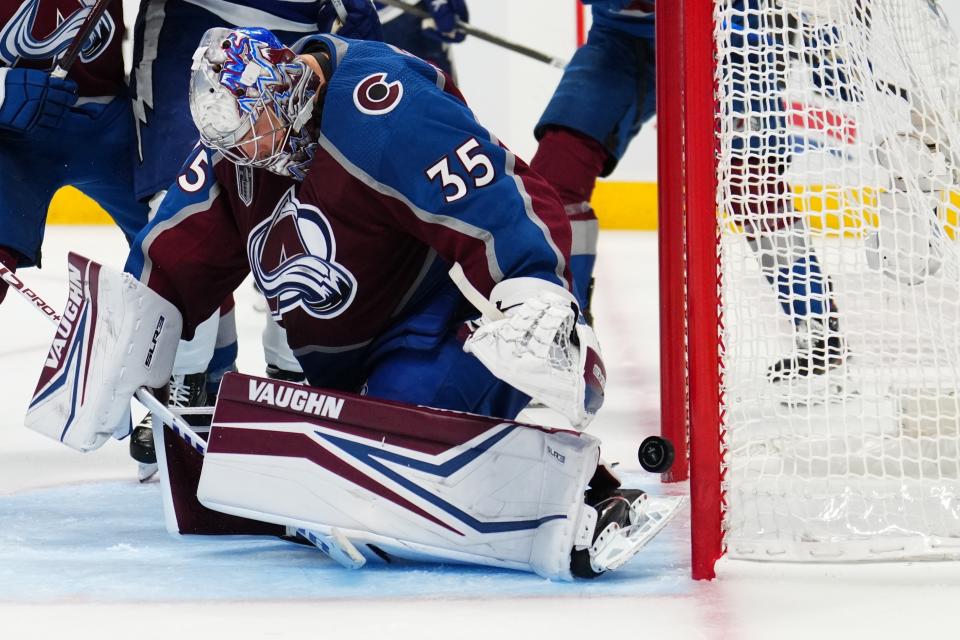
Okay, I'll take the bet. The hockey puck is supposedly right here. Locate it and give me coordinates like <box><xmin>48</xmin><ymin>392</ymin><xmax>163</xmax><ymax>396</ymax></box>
<box><xmin>638</xmin><ymin>436</ymin><xmax>675</xmax><ymax>474</ymax></box>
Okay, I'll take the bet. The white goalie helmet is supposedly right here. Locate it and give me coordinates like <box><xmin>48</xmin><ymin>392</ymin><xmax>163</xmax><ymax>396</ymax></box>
<box><xmin>189</xmin><ymin>27</ymin><xmax>319</xmax><ymax>178</ymax></box>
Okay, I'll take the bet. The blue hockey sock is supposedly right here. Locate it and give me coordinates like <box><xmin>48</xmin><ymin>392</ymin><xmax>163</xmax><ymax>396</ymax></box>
<box><xmin>206</xmin><ymin>340</ymin><xmax>238</xmax><ymax>396</ymax></box>
<box><xmin>767</xmin><ymin>253</ymin><xmax>830</xmax><ymax>323</ymax></box>
<box><xmin>570</xmin><ymin>253</ymin><xmax>596</xmax><ymax>312</ymax></box>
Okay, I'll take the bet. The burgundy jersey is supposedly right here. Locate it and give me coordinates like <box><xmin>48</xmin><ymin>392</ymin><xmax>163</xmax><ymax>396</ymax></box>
<box><xmin>0</xmin><ymin>0</ymin><xmax>125</xmax><ymax>98</ymax></box>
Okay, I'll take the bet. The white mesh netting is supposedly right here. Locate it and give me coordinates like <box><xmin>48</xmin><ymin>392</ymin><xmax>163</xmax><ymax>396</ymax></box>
<box><xmin>715</xmin><ymin>0</ymin><xmax>960</xmax><ymax>560</ymax></box>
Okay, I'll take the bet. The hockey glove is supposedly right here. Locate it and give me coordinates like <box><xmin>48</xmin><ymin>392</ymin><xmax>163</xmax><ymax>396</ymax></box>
<box><xmin>318</xmin><ymin>0</ymin><xmax>384</xmax><ymax>41</ymax></box>
<box><xmin>26</xmin><ymin>254</ymin><xmax>182</xmax><ymax>452</ymax></box>
<box><xmin>0</xmin><ymin>246</ymin><xmax>20</xmax><ymax>304</ymax></box>
<box><xmin>463</xmin><ymin>277</ymin><xmax>606</xmax><ymax>429</ymax></box>
<box><xmin>0</xmin><ymin>68</ymin><xmax>77</xmax><ymax>134</ymax></box>
<box><xmin>422</xmin><ymin>0</ymin><xmax>469</xmax><ymax>43</ymax></box>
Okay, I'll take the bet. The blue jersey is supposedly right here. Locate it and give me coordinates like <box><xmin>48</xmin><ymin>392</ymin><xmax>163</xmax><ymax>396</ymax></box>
<box><xmin>591</xmin><ymin>1</ymin><xmax>654</xmax><ymax>39</ymax></box>
<box><xmin>127</xmin><ymin>36</ymin><xmax>572</xmax><ymax>392</ymax></box>
<box><xmin>130</xmin><ymin>0</ymin><xmax>325</xmax><ymax>200</ymax></box>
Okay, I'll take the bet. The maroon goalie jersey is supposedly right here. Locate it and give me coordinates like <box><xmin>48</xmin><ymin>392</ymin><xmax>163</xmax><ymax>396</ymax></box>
<box><xmin>0</xmin><ymin>0</ymin><xmax>125</xmax><ymax>98</ymax></box>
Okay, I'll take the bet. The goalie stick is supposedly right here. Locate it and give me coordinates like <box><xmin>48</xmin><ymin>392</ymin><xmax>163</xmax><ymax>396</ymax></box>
<box><xmin>0</xmin><ymin>261</ymin><xmax>365</xmax><ymax>569</ymax></box>
<box><xmin>376</xmin><ymin>0</ymin><xmax>569</xmax><ymax>69</ymax></box>
<box><xmin>0</xmin><ymin>263</ymin><xmax>61</xmax><ymax>324</ymax></box>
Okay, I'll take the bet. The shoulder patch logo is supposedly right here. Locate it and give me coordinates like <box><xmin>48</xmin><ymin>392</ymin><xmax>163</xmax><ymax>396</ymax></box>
<box><xmin>249</xmin><ymin>187</ymin><xmax>357</xmax><ymax>321</ymax></box>
<box><xmin>353</xmin><ymin>72</ymin><xmax>403</xmax><ymax>115</ymax></box>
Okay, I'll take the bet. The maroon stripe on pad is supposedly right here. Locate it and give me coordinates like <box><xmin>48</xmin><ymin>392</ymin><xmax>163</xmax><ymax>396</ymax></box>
<box><xmin>209</xmin><ymin>425</ymin><xmax>463</xmax><ymax>536</ymax></box>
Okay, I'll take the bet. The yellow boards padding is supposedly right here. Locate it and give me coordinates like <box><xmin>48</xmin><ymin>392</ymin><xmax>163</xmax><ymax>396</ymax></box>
<box><xmin>49</xmin><ymin>182</ymin><xmax>958</xmax><ymax>237</ymax></box>
<box><xmin>47</xmin><ymin>186</ymin><xmax>112</xmax><ymax>225</ymax></box>
<box><xmin>591</xmin><ymin>181</ymin><xmax>659</xmax><ymax>230</ymax></box>
<box><xmin>48</xmin><ymin>182</ymin><xmax>661</xmax><ymax>230</ymax></box>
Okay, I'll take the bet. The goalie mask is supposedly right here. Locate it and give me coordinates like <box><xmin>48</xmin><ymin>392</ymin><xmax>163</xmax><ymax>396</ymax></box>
<box><xmin>189</xmin><ymin>27</ymin><xmax>319</xmax><ymax>179</ymax></box>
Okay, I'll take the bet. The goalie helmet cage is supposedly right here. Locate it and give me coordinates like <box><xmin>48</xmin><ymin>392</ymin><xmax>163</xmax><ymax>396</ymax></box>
<box><xmin>658</xmin><ymin>0</ymin><xmax>960</xmax><ymax>580</ymax></box>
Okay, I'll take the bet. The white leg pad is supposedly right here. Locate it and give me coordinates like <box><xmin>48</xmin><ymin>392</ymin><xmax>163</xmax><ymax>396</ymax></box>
<box><xmin>196</xmin><ymin>374</ymin><xmax>602</xmax><ymax>580</ymax></box>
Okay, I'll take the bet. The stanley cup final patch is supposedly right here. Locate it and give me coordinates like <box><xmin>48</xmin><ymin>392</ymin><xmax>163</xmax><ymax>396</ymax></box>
<box><xmin>237</xmin><ymin>165</ymin><xmax>254</xmax><ymax>206</ymax></box>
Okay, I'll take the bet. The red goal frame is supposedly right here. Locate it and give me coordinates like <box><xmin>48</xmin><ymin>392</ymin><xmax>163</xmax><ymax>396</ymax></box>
<box><xmin>656</xmin><ymin>1</ymin><xmax>724</xmax><ymax>580</ymax></box>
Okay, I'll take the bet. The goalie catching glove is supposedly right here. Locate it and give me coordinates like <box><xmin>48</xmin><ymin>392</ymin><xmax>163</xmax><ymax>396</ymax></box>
<box><xmin>463</xmin><ymin>277</ymin><xmax>606</xmax><ymax>429</ymax></box>
<box><xmin>25</xmin><ymin>254</ymin><xmax>182</xmax><ymax>452</ymax></box>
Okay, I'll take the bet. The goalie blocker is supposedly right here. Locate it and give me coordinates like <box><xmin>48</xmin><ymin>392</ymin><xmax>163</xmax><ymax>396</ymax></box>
<box><xmin>154</xmin><ymin>372</ymin><xmax>683</xmax><ymax>580</ymax></box>
<box><xmin>25</xmin><ymin>253</ymin><xmax>181</xmax><ymax>451</ymax></box>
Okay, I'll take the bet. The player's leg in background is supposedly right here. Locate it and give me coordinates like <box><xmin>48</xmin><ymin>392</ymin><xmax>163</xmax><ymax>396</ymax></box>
<box><xmin>530</xmin><ymin>25</ymin><xmax>654</xmax><ymax>321</ymax></box>
<box><xmin>207</xmin><ymin>298</ymin><xmax>239</xmax><ymax>400</ymax></box>
<box><xmin>0</xmin><ymin>125</ymin><xmax>63</xmax><ymax>304</ymax></box>
<box><xmin>261</xmin><ymin>310</ymin><xmax>307</xmax><ymax>382</ymax></box>
<box><xmin>726</xmin><ymin>2</ymin><xmax>847</xmax><ymax>383</ymax></box>
<box><xmin>69</xmin><ymin>99</ymin><xmax>151</xmax><ymax>248</ymax></box>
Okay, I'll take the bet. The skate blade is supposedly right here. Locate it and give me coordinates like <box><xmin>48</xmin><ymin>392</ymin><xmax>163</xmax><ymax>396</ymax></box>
<box><xmin>138</xmin><ymin>462</ymin><xmax>159</xmax><ymax>483</ymax></box>
<box><xmin>590</xmin><ymin>495</ymin><xmax>687</xmax><ymax>573</ymax></box>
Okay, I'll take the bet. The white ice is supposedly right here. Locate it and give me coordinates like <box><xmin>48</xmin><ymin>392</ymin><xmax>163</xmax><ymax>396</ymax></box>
<box><xmin>1</xmin><ymin>227</ymin><xmax>958</xmax><ymax>640</ymax></box>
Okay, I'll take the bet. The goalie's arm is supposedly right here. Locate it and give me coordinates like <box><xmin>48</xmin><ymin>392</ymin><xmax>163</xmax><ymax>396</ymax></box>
<box><xmin>125</xmin><ymin>146</ymin><xmax>251</xmax><ymax>338</ymax></box>
<box><xmin>352</xmin><ymin>65</ymin><xmax>575</xmax><ymax>299</ymax></box>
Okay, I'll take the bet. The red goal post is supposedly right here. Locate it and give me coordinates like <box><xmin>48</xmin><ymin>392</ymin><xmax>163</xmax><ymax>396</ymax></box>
<box><xmin>657</xmin><ymin>0</ymin><xmax>723</xmax><ymax>580</ymax></box>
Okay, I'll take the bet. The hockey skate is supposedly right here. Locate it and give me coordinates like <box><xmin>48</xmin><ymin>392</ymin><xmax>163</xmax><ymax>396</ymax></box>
<box><xmin>265</xmin><ymin>364</ymin><xmax>307</xmax><ymax>384</ymax></box>
<box><xmin>131</xmin><ymin>372</ymin><xmax>208</xmax><ymax>482</ymax></box>
<box><xmin>570</xmin><ymin>489</ymin><xmax>686</xmax><ymax>579</ymax></box>
<box><xmin>767</xmin><ymin>316</ymin><xmax>849</xmax><ymax>382</ymax></box>
<box><xmin>767</xmin><ymin>316</ymin><xmax>856</xmax><ymax>406</ymax></box>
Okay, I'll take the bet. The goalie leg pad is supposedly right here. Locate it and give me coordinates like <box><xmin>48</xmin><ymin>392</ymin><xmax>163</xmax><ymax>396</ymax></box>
<box><xmin>196</xmin><ymin>373</ymin><xmax>602</xmax><ymax>580</ymax></box>
<box><xmin>26</xmin><ymin>253</ymin><xmax>182</xmax><ymax>452</ymax></box>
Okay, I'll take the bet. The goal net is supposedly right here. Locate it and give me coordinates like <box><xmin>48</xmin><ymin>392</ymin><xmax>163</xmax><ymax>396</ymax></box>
<box><xmin>659</xmin><ymin>0</ymin><xmax>960</xmax><ymax>578</ymax></box>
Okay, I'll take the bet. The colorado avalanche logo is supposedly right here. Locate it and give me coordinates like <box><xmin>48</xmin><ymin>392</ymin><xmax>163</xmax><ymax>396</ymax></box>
<box><xmin>0</xmin><ymin>0</ymin><xmax>116</xmax><ymax>67</ymax></box>
<box><xmin>353</xmin><ymin>72</ymin><xmax>403</xmax><ymax>115</ymax></box>
<box><xmin>249</xmin><ymin>187</ymin><xmax>357</xmax><ymax>321</ymax></box>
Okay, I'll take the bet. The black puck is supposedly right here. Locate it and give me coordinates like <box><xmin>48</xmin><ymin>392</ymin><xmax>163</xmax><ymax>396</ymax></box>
<box><xmin>638</xmin><ymin>436</ymin><xmax>675</xmax><ymax>474</ymax></box>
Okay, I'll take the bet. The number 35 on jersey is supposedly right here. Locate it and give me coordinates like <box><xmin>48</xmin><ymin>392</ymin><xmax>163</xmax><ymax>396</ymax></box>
<box><xmin>425</xmin><ymin>138</ymin><xmax>495</xmax><ymax>203</ymax></box>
